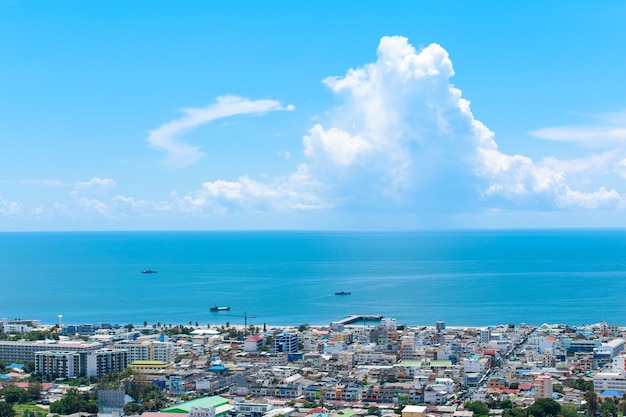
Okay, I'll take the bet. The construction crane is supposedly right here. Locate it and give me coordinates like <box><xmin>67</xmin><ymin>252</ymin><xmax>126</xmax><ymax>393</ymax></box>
<box><xmin>211</xmin><ymin>311</ymin><xmax>257</xmax><ymax>335</ymax></box>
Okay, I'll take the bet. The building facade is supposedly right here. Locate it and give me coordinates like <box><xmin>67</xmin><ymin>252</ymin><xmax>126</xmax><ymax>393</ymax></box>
<box><xmin>273</xmin><ymin>333</ymin><xmax>297</xmax><ymax>353</ymax></box>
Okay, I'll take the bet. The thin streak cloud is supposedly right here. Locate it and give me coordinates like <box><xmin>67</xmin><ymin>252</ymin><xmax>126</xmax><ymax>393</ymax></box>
<box><xmin>147</xmin><ymin>95</ymin><xmax>295</xmax><ymax>168</ymax></box>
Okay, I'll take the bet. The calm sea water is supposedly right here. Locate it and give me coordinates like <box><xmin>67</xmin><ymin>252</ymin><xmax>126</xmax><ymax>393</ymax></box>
<box><xmin>1</xmin><ymin>230</ymin><xmax>625</xmax><ymax>327</ymax></box>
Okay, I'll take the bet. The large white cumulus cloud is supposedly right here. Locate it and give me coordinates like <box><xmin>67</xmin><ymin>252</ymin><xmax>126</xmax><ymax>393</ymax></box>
<box><xmin>302</xmin><ymin>36</ymin><xmax>622</xmax><ymax>212</ymax></box>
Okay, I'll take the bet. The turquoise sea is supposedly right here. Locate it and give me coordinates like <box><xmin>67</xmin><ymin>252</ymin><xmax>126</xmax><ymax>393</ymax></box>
<box><xmin>1</xmin><ymin>230</ymin><xmax>626</xmax><ymax>327</ymax></box>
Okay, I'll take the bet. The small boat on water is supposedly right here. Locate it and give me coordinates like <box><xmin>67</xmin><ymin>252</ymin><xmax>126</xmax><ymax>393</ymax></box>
<box><xmin>210</xmin><ymin>305</ymin><xmax>230</xmax><ymax>312</ymax></box>
<box><xmin>141</xmin><ymin>269</ymin><xmax>157</xmax><ymax>274</ymax></box>
<box><xmin>335</xmin><ymin>291</ymin><xmax>351</xmax><ymax>295</ymax></box>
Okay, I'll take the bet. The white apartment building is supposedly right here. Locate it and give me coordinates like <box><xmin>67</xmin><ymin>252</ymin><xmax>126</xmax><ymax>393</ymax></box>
<box><xmin>1</xmin><ymin>318</ymin><xmax>41</xmax><ymax>333</ymax></box>
<box><xmin>462</xmin><ymin>357</ymin><xmax>488</xmax><ymax>374</ymax></box>
<box><xmin>0</xmin><ymin>340</ymin><xmax>101</xmax><ymax>363</ymax></box>
<box><xmin>114</xmin><ymin>339</ymin><xmax>173</xmax><ymax>363</ymax></box>
<box><xmin>594</xmin><ymin>372</ymin><xmax>626</xmax><ymax>394</ymax></box>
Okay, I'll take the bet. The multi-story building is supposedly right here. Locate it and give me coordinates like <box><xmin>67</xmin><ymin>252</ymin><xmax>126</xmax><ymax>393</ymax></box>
<box><xmin>479</xmin><ymin>329</ymin><xmax>491</xmax><ymax>344</ymax></box>
<box><xmin>243</xmin><ymin>336</ymin><xmax>263</xmax><ymax>352</ymax></box>
<box><xmin>533</xmin><ymin>374</ymin><xmax>553</xmax><ymax>399</ymax></box>
<box><xmin>114</xmin><ymin>339</ymin><xmax>173</xmax><ymax>363</ymax></box>
<box><xmin>86</xmin><ymin>348</ymin><xmax>129</xmax><ymax>378</ymax></box>
<box><xmin>594</xmin><ymin>372</ymin><xmax>626</xmax><ymax>394</ymax></box>
<box><xmin>1</xmin><ymin>318</ymin><xmax>41</xmax><ymax>333</ymax></box>
<box><xmin>230</xmin><ymin>402</ymin><xmax>273</xmax><ymax>417</ymax></box>
<box><xmin>35</xmin><ymin>347</ymin><xmax>129</xmax><ymax>379</ymax></box>
<box><xmin>273</xmin><ymin>333</ymin><xmax>297</xmax><ymax>353</ymax></box>
<box><xmin>35</xmin><ymin>351</ymin><xmax>86</xmax><ymax>378</ymax></box>
<box><xmin>0</xmin><ymin>341</ymin><xmax>101</xmax><ymax>363</ymax></box>
<box><xmin>562</xmin><ymin>339</ymin><xmax>601</xmax><ymax>354</ymax></box>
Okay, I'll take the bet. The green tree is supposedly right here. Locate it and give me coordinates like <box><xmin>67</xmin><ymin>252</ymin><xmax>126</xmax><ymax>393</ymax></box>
<box><xmin>503</xmin><ymin>407</ymin><xmax>525</xmax><ymax>417</ymax></box>
<box><xmin>366</xmin><ymin>406</ymin><xmax>382</xmax><ymax>416</ymax></box>
<box><xmin>2</xmin><ymin>386</ymin><xmax>29</xmax><ymax>404</ymax></box>
<box><xmin>50</xmin><ymin>388</ymin><xmax>81</xmax><ymax>414</ymax></box>
<box><xmin>124</xmin><ymin>402</ymin><xmax>141</xmax><ymax>415</ymax></box>
<box><xmin>618</xmin><ymin>395</ymin><xmax>626</xmax><ymax>416</ymax></box>
<box><xmin>600</xmin><ymin>400</ymin><xmax>617</xmax><ymax>417</ymax></box>
<box><xmin>27</xmin><ymin>382</ymin><xmax>43</xmax><ymax>401</ymax></box>
<box><xmin>22</xmin><ymin>362</ymin><xmax>35</xmax><ymax>373</ymax></box>
<box><xmin>585</xmin><ymin>390</ymin><xmax>599</xmax><ymax>416</ymax></box>
<box><xmin>464</xmin><ymin>401</ymin><xmax>489</xmax><ymax>417</ymax></box>
<box><xmin>561</xmin><ymin>404</ymin><xmax>579</xmax><ymax>417</ymax></box>
<box><xmin>569</xmin><ymin>378</ymin><xmax>594</xmax><ymax>392</ymax></box>
<box><xmin>0</xmin><ymin>360</ymin><xmax>6</xmax><ymax>373</ymax></box>
<box><xmin>0</xmin><ymin>403</ymin><xmax>15</xmax><ymax>417</ymax></box>
<box><xmin>500</xmin><ymin>399</ymin><xmax>513</xmax><ymax>410</ymax></box>
<box><xmin>526</xmin><ymin>398</ymin><xmax>561</xmax><ymax>417</ymax></box>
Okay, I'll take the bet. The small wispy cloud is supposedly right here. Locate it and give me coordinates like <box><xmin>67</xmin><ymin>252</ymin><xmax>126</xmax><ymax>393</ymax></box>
<box><xmin>529</xmin><ymin>110</ymin><xmax>626</xmax><ymax>147</ymax></box>
<box><xmin>147</xmin><ymin>95</ymin><xmax>295</xmax><ymax>168</ymax></box>
<box><xmin>0</xmin><ymin>197</ymin><xmax>23</xmax><ymax>216</ymax></box>
<box><xmin>75</xmin><ymin>177</ymin><xmax>117</xmax><ymax>188</ymax></box>
<box><xmin>21</xmin><ymin>179</ymin><xmax>66</xmax><ymax>187</ymax></box>
<box><xmin>78</xmin><ymin>197</ymin><xmax>110</xmax><ymax>215</ymax></box>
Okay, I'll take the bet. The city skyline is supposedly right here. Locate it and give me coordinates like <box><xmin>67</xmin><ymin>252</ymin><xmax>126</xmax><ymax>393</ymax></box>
<box><xmin>2</xmin><ymin>1</ymin><xmax>626</xmax><ymax>231</ymax></box>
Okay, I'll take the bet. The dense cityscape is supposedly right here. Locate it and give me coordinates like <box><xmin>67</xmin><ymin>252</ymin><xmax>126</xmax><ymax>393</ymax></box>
<box><xmin>1</xmin><ymin>316</ymin><xmax>626</xmax><ymax>417</ymax></box>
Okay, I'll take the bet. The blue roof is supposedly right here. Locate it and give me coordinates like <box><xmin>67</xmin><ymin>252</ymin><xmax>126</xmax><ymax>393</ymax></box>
<box><xmin>601</xmin><ymin>390</ymin><xmax>622</xmax><ymax>397</ymax></box>
<box><xmin>8</xmin><ymin>363</ymin><xmax>24</xmax><ymax>369</ymax></box>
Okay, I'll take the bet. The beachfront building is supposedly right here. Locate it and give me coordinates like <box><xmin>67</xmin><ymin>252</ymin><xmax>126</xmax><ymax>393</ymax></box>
<box><xmin>1</xmin><ymin>318</ymin><xmax>42</xmax><ymax>333</ymax></box>
<box><xmin>243</xmin><ymin>335</ymin><xmax>263</xmax><ymax>352</ymax></box>
<box><xmin>0</xmin><ymin>340</ymin><xmax>101</xmax><ymax>363</ymax></box>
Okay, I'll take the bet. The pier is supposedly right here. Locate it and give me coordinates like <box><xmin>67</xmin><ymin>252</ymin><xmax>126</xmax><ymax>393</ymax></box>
<box><xmin>332</xmin><ymin>314</ymin><xmax>383</xmax><ymax>326</ymax></box>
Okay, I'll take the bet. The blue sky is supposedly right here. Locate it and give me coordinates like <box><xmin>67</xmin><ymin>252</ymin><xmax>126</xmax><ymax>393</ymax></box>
<box><xmin>1</xmin><ymin>1</ymin><xmax>626</xmax><ymax>230</ymax></box>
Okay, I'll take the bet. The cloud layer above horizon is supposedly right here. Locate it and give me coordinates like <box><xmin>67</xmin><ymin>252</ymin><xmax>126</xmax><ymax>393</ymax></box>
<box><xmin>3</xmin><ymin>36</ymin><xmax>626</xmax><ymax>228</ymax></box>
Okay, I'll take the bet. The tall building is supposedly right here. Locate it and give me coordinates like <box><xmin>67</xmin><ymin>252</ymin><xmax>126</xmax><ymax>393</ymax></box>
<box><xmin>114</xmin><ymin>339</ymin><xmax>173</xmax><ymax>363</ymax></box>
<box><xmin>86</xmin><ymin>348</ymin><xmax>129</xmax><ymax>378</ymax></box>
<box><xmin>35</xmin><ymin>351</ymin><xmax>86</xmax><ymax>378</ymax></box>
<box><xmin>533</xmin><ymin>374</ymin><xmax>553</xmax><ymax>399</ymax></box>
<box><xmin>273</xmin><ymin>332</ymin><xmax>297</xmax><ymax>353</ymax></box>
<box><xmin>435</xmin><ymin>321</ymin><xmax>446</xmax><ymax>332</ymax></box>
<box><xmin>35</xmin><ymin>348</ymin><xmax>129</xmax><ymax>379</ymax></box>
<box><xmin>480</xmin><ymin>328</ymin><xmax>492</xmax><ymax>344</ymax></box>
<box><xmin>0</xmin><ymin>341</ymin><xmax>101</xmax><ymax>363</ymax></box>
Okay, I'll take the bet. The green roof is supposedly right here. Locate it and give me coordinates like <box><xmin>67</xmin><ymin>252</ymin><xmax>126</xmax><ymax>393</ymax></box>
<box><xmin>333</xmin><ymin>409</ymin><xmax>357</xmax><ymax>417</ymax></box>
<box><xmin>161</xmin><ymin>396</ymin><xmax>229</xmax><ymax>413</ymax></box>
<box><xmin>129</xmin><ymin>360</ymin><xmax>167</xmax><ymax>366</ymax></box>
<box><xmin>430</xmin><ymin>360</ymin><xmax>452</xmax><ymax>366</ymax></box>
